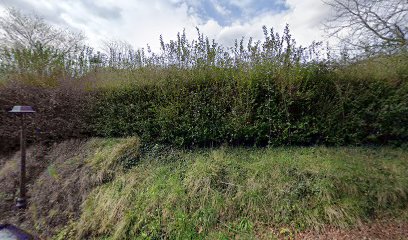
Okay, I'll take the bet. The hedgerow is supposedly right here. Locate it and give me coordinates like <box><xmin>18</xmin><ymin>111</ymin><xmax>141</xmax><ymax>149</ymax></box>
<box><xmin>1</xmin><ymin>26</ymin><xmax>407</xmax><ymax>150</ymax></box>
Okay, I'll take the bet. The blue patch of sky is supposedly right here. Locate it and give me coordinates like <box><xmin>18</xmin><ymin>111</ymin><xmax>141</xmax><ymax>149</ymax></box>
<box><xmin>178</xmin><ymin>0</ymin><xmax>289</xmax><ymax>26</ymax></box>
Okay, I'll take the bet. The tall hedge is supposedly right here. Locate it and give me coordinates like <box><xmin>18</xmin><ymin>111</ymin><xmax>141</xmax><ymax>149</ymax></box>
<box><xmin>90</xmin><ymin>63</ymin><xmax>408</xmax><ymax>147</ymax></box>
<box><xmin>0</xmin><ymin>82</ymin><xmax>94</xmax><ymax>153</ymax></box>
<box><xmin>1</xmin><ymin>27</ymin><xmax>407</xmax><ymax>151</ymax></box>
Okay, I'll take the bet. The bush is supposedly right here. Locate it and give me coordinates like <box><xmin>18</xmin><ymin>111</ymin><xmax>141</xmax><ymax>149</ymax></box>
<box><xmin>90</xmin><ymin>61</ymin><xmax>408</xmax><ymax>147</ymax></box>
<box><xmin>0</xmin><ymin>81</ymin><xmax>94</xmax><ymax>153</ymax></box>
<box><xmin>1</xmin><ymin>26</ymin><xmax>407</xmax><ymax>151</ymax></box>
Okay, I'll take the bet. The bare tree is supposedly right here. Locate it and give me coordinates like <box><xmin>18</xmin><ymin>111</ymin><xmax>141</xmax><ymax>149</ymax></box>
<box><xmin>324</xmin><ymin>0</ymin><xmax>408</xmax><ymax>54</ymax></box>
<box><xmin>102</xmin><ymin>40</ymin><xmax>137</xmax><ymax>68</ymax></box>
<box><xmin>0</xmin><ymin>8</ymin><xmax>85</xmax><ymax>53</ymax></box>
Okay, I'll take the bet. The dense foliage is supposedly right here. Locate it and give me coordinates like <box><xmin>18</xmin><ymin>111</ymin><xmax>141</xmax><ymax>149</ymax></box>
<box><xmin>89</xmin><ymin>27</ymin><xmax>408</xmax><ymax>147</ymax></box>
<box><xmin>1</xmin><ymin>26</ymin><xmax>407</xmax><ymax>151</ymax></box>
<box><xmin>91</xmin><ymin>62</ymin><xmax>408</xmax><ymax>147</ymax></box>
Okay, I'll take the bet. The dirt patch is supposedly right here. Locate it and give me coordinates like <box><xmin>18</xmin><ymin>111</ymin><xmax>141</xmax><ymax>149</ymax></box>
<box><xmin>26</xmin><ymin>139</ymin><xmax>94</xmax><ymax>237</ymax></box>
<box><xmin>0</xmin><ymin>139</ymin><xmax>97</xmax><ymax>238</ymax></box>
<box><xmin>297</xmin><ymin>220</ymin><xmax>408</xmax><ymax>240</ymax></box>
<box><xmin>0</xmin><ymin>138</ymin><xmax>140</xmax><ymax>239</ymax></box>
<box><xmin>0</xmin><ymin>143</ymin><xmax>48</xmax><ymax>222</ymax></box>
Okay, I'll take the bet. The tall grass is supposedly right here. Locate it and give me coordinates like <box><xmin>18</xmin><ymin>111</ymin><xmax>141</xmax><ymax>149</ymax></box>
<box><xmin>56</xmin><ymin>144</ymin><xmax>408</xmax><ymax>239</ymax></box>
<box><xmin>2</xmin><ymin>138</ymin><xmax>407</xmax><ymax>239</ymax></box>
<box><xmin>27</xmin><ymin>138</ymin><xmax>140</xmax><ymax>237</ymax></box>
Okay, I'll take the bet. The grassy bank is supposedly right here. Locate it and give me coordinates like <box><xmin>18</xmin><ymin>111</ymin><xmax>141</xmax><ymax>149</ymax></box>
<box><xmin>1</xmin><ymin>139</ymin><xmax>407</xmax><ymax>239</ymax></box>
<box><xmin>70</xmin><ymin>146</ymin><xmax>408</xmax><ymax>239</ymax></box>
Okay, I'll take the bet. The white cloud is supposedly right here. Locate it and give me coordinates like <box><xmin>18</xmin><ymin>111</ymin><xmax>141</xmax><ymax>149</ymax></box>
<box><xmin>228</xmin><ymin>0</ymin><xmax>254</xmax><ymax>9</ymax></box>
<box><xmin>199</xmin><ymin>0</ymin><xmax>331</xmax><ymax>48</ymax></box>
<box><xmin>211</xmin><ymin>0</ymin><xmax>231</xmax><ymax>16</ymax></box>
<box><xmin>0</xmin><ymin>0</ymin><xmax>332</xmax><ymax>51</ymax></box>
<box><xmin>57</xmin><ymin>0</ymin><xmax>202</xmax><ymax>51</ymax></box>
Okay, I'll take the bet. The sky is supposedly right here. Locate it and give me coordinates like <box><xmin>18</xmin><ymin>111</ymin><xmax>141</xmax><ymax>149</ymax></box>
<box><xmin>0</xmin><ymin>0</ymin><xmax>331</xmax><ymax>51</ymax></box>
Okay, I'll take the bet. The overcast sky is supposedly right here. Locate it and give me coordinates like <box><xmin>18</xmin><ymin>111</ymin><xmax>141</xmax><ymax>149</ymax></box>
<box><xmin>0</xmin><ymin>0</ymin><xmax>331</xmax><ymax>51</ymax></box>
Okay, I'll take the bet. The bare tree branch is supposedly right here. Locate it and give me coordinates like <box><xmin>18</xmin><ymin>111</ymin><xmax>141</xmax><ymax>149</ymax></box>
<box><xmin>0</xmin><ymin>8</ymin><xmax>85</xmax><ymax>53</ymax></box>
<box><xmin>324</xmin><ymin>0</ymin><xmax>408</xmax><ymax>54</ymax></box>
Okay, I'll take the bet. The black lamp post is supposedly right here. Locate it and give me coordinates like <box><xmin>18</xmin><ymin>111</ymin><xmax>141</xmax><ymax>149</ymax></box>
<box><xmin>9</xmin><ymin>106</ymin><xmax>35</xmax><ymax>209</ymax></box>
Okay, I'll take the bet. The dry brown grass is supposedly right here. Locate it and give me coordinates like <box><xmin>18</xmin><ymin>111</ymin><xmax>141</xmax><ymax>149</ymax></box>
<box><xmin>0</xmin><ymin>137</ymin><xmax>140</xmax><ymax>238</ymax></box>
<box><xmin>0</xmin><ymin>143</ymin><xmax>48</xmax><ymax>220</ymax></box>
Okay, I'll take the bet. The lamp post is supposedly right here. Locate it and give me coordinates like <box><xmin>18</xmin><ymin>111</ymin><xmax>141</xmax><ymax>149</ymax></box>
<box><xmin>9</xmin><ymin>106</ymin><xmax>35</xmax><ymax>209</ymax></box>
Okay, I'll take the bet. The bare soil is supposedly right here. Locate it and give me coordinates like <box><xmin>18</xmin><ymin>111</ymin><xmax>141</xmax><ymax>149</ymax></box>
<box><xmin>297</xmin><ymin>220</ymin><xmax>408</xmax><ymax>240</ymax></box>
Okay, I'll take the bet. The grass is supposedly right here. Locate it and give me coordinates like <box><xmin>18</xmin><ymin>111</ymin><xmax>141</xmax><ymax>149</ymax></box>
<box><xmin>0</xmin><ymin>138</ymin><xmax>141</xmax><ymax>238</ymax></box>
<box><xmin>53</xmin><ymin>143</ymin><xmax>408</xmax><ymax>239</ymax></box>
<box><xmin>2</xmin><ymin>138</ymin><xmax>406</xmax><ymax>239</ymax></box>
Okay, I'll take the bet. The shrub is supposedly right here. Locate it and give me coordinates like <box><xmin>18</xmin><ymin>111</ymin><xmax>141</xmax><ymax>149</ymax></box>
<box><xmin>90</xmin><ymin>61</ymin><xmax>408</xmax><ymax>147</ymax></box>
<box><xmin>0</xmin><ymin>81</ymin><xmax>94</xmax><ymax>153</ymax></box>
<box><xmin>1</xmin><ymin>26</ymin><xmax>407</xmax><ymax>151</ymax></box>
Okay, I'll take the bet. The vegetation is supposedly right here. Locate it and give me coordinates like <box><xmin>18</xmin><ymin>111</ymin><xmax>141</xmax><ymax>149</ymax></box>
<box><xmin>72</xmin><ymin>145</ymin><xmax>408</xmax><ymax>239</ymax></box>
<box><xmin>0</xmin><ymin>7</ymin><xmax>407</xmax><ymax>239</ymax></box>
<box><xmin>0</xmin><ymin>138</ymin><xmax>140</xmax><ymax>237</ymax></box>
<box><xmin>324</xmin><ymin>0</ymin><xmax>407</xmax><ymax>54</ymax></box>
<box><xmin>2</xmin><ymin>138</ymin><xmax>407</xmax><ymax>239</ymax></box>
<box><xmin>1</xmin><ymin>24</ymin><xmax>407</xmax><ymax>151</ymax></box>
<box><xmin>90</xmin><ymin>55</ymin><xmax>408</xmax><ymax>147</ymax></box>
<box><xmin>0</xmin><ymin>8</ymin><xmax>84</xmax><ymax>52</ymax></box>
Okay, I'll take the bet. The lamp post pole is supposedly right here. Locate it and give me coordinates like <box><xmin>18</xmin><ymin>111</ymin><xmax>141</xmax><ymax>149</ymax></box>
<box><xmin>17</xmin><ymin>114</ymin><xmax>27</xmax><ymax>209</ymax></box>
<box><xmin>9</xmin><ymin>106</ymin><xmax>35</xmax><ymax>209</ymax></box>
